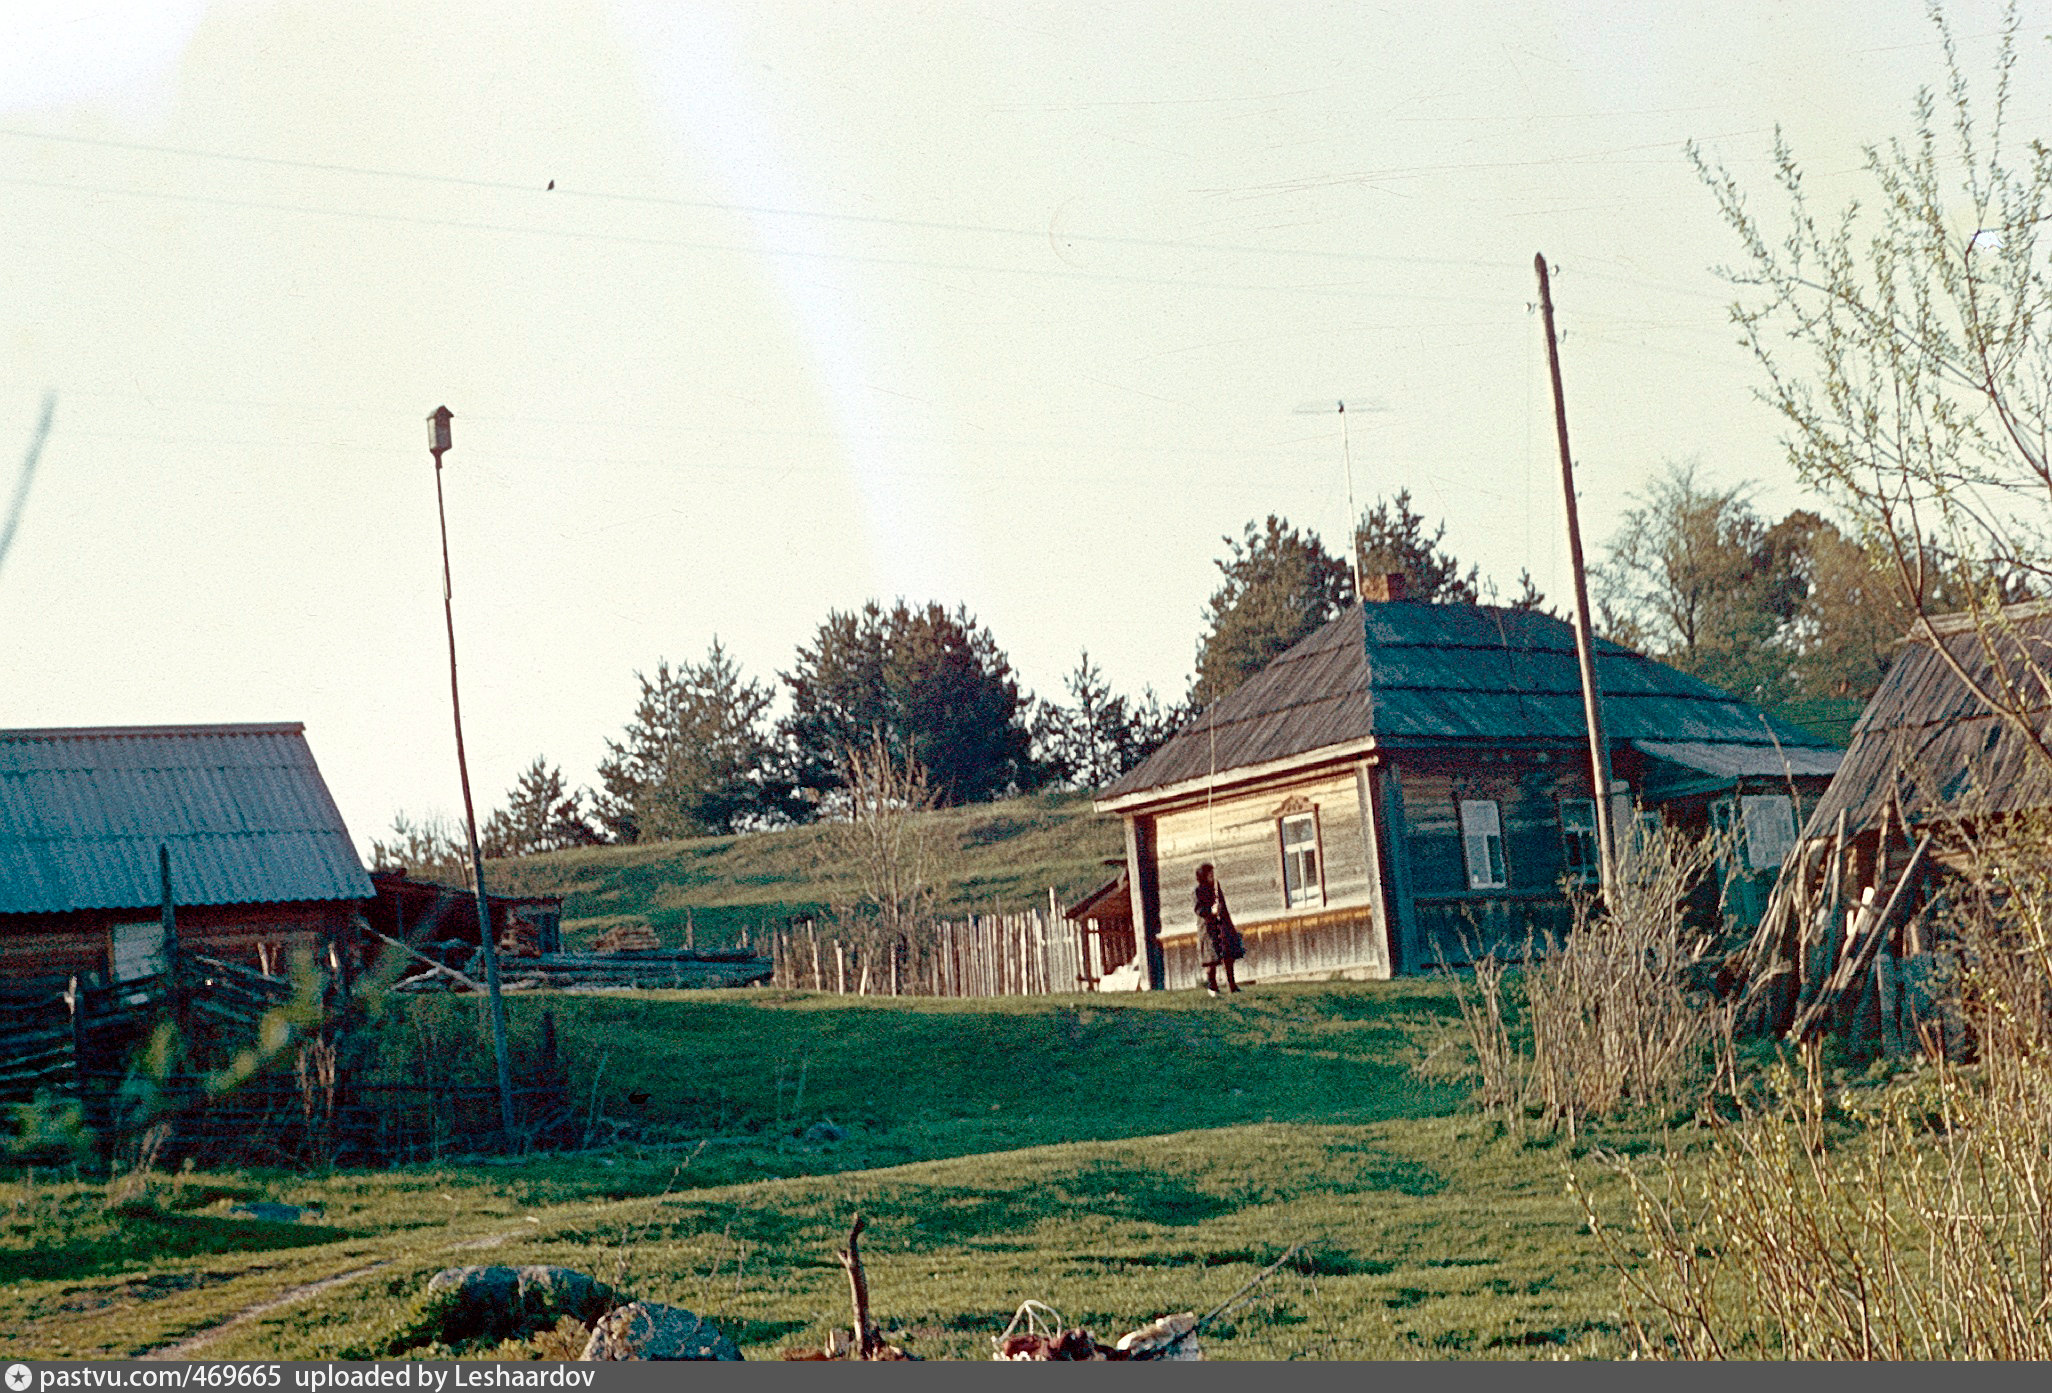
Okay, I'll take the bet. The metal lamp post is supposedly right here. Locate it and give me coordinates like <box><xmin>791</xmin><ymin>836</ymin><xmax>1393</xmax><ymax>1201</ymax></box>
<box><xmin>427</xmin><ymin>406</ymin><xmax>518</xmax><ymax>1145</ymax></box>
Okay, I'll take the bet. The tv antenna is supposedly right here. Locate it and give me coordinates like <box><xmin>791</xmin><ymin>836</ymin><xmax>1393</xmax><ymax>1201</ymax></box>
<box><xmin>1293</xmin><ymin>398</ymin><xmax>1391</xmax><ymax>601</ymax></box>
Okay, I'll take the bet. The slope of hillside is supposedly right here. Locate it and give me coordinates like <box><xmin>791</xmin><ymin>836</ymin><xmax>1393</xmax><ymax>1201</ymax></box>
<box><xmin>485</xmin><ymin>790</ymin><xmax>1124</xmax><ymax>948</ymax></box>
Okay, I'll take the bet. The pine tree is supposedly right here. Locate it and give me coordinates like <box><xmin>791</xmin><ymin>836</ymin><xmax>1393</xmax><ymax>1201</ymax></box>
<box><xmin>481</xmin><ymin>757</ymin><xmax>598</xmax><ymax>857</ymax></box>
<box><xmin>593</xmin><ymin>640</ymin><xmax>791</xmax><ymax>842</ymax></box>
<box><xmin>1352</xmin><ymin>490</ymin><xmax>1481</xmax><ymax>603</ymax></box>
<box><xmin>1189</xmin><ymin>516</ymin><xmax>1351</xmax><ymax>709</ymax></box>
<box><xmin>780</xmin><ymin>600</ymin><xmax>1042</xmax><ymax>807</ymax></box>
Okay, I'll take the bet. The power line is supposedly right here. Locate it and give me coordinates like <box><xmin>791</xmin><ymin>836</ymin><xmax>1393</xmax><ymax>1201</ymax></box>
<box><xmin>0</xmin><ymin>125</ymin><xmax>1527</xmax><ymax>274</ymax></box>
<box><xmin>0</xmin><ymin>171</ymin><xmax>1521</xmax><ymax>307</ymax></box>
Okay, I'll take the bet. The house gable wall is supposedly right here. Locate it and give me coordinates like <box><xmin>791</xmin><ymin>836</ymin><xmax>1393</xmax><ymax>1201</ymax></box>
<box><xmin>1148</xmin><ymin>763</ymin><xmax>1388</xmax><ymax>987</ymax></box>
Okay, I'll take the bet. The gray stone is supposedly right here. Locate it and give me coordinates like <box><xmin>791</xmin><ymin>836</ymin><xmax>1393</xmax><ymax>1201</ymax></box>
<box><xmin>579</xmin><ymin>1302</ymin><xmax>742</xmax><ymax>1361</ymax></box>
<box><xmin>424</xmin><ymin>1265</ymin><xmax>618</xmax><ymax>1345</ymax></box>
<box><xmin>803</xmin><ymin>1121</ymin><xmax>848</xmax><ymax>1144</ymax></box>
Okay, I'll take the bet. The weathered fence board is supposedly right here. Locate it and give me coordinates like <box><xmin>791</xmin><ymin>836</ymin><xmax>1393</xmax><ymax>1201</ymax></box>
<box><xmin>769</xmin><ymin>900</ymin><xmax>1097</xmax><ymax>998</ymax></box>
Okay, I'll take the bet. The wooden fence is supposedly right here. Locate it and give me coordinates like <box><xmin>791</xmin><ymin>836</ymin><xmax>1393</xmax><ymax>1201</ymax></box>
<box><xmin>768</xmin><ymin>898</ymin><xmax>1105</xmax><ymax>997</ymax></box>
<box><xmin>0</xmin><ymin>958</ymin><xmax>575</xmax><ymax>1164</ymax></box>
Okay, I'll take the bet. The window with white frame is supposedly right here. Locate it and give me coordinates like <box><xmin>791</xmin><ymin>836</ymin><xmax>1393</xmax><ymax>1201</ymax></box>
<box><xmin>1739</xmin><ymin>794</ymin><xmax>1797</xmax><ymax>872</ymax></box>
<box><xmin>1560</xmin><ymin>798</ymin><xmax>1599</xmax><ymax>879</ymax></box>
<box><xmin>1459</xmin><ymin>799</ymin><xmax>1508</xmax><ymax>890</ymax></box>
<box><xmin>1279</xmin><ymin>810</ymin><xmax>1324</xmax><ymax>908</ymax></box>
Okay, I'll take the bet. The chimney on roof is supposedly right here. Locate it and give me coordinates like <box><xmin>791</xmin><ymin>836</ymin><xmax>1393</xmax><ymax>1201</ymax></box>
<box><xmin>1362</xmin><ymin>572</ymin><xmax>1408</xmax><ymax>603</ymax></box>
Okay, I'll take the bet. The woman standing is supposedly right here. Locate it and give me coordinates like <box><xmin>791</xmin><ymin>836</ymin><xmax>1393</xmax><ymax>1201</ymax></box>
<box><xmin>1193</xmin><ymin>862</ymin><xmax>1245</xmax><ymax>996</ymax></box>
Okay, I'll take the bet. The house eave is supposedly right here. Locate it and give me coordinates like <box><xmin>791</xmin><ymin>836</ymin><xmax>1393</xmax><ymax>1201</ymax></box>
<box><xmin>1094</xmin><ymin>737</ymin><xmax>1381</xmax><ymax>815</ymax></box>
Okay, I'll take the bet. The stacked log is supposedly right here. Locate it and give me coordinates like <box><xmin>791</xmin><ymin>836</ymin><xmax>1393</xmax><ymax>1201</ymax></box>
<box><xmin>593</xmin><ymin>923</ymin><xmax>661</xmax><ymax>954</ymax></box>
<box><xmin>393</xmin><ymin>949</ymin><xmax>772</xmax><ymax>993</ymax></box>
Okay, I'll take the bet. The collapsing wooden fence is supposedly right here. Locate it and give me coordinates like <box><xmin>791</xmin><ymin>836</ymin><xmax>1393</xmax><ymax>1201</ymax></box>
<box><xmin>769</xmin><ymin>901</ymin><xmax>1096</xmax><ymax>997</ymax></box>
<box><xmin>0</xmin><ymin>956</ymin><xmax>576</xmax><ymax>1164</ymax></box>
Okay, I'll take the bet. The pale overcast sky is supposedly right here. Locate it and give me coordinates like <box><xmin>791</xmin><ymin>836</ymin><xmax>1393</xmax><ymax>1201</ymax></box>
<box><xmin>0</xmin><ymin>1</ymin><xmax>2038</xmax><ymax>849</ymax></box>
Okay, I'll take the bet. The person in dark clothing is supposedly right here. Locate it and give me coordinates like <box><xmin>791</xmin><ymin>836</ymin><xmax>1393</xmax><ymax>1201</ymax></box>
<box><xmin>1194</xmin><ymin>862</ymin><xmax>1244</xmax><ymax>995</ymax></box>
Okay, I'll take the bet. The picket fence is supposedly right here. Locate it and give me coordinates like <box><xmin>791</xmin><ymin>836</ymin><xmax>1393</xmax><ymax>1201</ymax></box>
<box><xmin>768</xmin><ymin>895</ymin><xmax>1115</xmax><ymax>997</ymax></box>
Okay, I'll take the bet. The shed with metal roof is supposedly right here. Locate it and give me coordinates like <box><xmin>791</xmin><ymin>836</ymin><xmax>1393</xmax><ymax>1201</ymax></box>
<box><xmin>0</xmin><ymin>723</ymin><xmax>372</xmax><ymax>983</ymax></box>
<box><xmin>1094</xmin><ymin>598</ymin><xmax>1841</xmax><ymax>988</ymax></box>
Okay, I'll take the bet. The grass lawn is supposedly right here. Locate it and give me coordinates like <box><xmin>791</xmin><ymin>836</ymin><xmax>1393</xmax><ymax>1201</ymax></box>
<box><xmin>0</xmin><ymin>982</ymin><xmax>1646</xmax><ymax>1361</ymax></box>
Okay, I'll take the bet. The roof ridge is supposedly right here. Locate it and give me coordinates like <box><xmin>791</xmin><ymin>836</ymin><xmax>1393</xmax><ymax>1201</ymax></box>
<box><xmin>0</xmin><ymin>722</ymin><xmax>308</xmax><ymax>740</ymax></box>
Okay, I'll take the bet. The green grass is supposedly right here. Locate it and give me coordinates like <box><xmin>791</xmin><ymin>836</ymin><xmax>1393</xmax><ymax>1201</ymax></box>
<box><xmin>0</xmin><ymin>983</ymin><xmax>1649</xmax><ymax>1360</ymax></box>
<box><xmin>483</xmin><ymin>789</ymin><xmax>1121</xmax><ymax>949</ymax></box>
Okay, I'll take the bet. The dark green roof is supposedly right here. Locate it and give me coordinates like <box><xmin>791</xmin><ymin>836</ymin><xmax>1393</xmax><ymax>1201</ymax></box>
<box><xmin>1102</xmin><ymin>602</ymin><xmax>1834</xmax><ymax>801</ymax></box>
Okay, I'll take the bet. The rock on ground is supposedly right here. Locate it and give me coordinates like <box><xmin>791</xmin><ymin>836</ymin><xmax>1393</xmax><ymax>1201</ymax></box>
<box><xmin>579</xmin><ymin>1302</ymin><xmax>742</xmax><ymax>1361</ymax></box>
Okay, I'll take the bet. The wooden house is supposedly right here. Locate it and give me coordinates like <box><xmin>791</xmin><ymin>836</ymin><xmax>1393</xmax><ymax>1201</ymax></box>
<box><xmin>1094</xmin><ymin>590</ymin><xmax>1841</xmax><ymax>988</ymax></box>
<box><xmin>0</xmin><ymin>723</ymin><xmax>372</xmax><ymax>985</ymax></box>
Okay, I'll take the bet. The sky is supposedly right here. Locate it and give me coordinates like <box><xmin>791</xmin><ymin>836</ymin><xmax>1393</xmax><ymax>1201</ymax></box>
<box><xmin>0</xmin><ymin>0</ymin><xmax>2041</xmax><ymax>852</ymax></box>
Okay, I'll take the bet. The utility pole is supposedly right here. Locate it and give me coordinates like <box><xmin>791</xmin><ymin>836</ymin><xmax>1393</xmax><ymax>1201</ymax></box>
<box><xmin>427</xmin><ymin>405</ymin><xmax>518</xmax><ymax>1145</ymax></box>
<box><xmin>1534</xmin><ymin>255</ymin><xmax>1618</xmax><ymax>894</ymax></box>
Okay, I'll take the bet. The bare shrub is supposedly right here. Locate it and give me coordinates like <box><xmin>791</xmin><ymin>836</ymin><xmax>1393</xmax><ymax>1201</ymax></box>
<box><xmin>1436</xmin><ymin>823</ymin><xmax>1734</xmax><ymax>1136</ymax></box>
<box><xmin>819</xmin><ymin>734</ymin><xmax>950</xmax><ymax>992</ymax></box>
<box><xmin>1580</xmin><ymin>812</ymin><xmax>2052</xmax><ymax>1358</ymax></box>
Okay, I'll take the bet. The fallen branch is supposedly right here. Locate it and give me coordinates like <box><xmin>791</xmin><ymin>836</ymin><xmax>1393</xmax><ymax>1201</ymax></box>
<box><xmin>1197</xmin><ymin>1242</ymin><xmax>1305</xmax><ymax>1331</ymax></box>
<box><xmin>363</xmin><ymin>928</ymin><xmax>485</xmax><ymax>992</ymax></box>
<box><xmin>838</xmin><ymin>1214</ymin><xmax>881</xmax><ymax>1359</ymax></box>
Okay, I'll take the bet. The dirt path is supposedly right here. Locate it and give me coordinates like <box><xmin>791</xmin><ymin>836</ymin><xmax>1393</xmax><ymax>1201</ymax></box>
<box><xmin>140</xmin><ymin>1228</ymin><xmax>529</xmax><ymax>1360</ymax></box>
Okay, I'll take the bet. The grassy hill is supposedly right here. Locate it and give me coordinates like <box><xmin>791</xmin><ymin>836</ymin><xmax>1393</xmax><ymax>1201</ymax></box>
<box><xmin>0</xmin><ymin>983</ymin><xmax>1651</xmax><ymax>1360</ymax></box>
<box><xmin>484</xmin><ymin>790</ymin><xmax>1124</xmax><ymax>949</ymax></box>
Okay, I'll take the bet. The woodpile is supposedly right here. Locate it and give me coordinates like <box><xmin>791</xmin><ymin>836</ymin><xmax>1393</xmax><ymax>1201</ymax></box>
<box><xmin>592</xmin><ymin>923</ymin><xmax>660</xmax><ymax>954</ymax></box>
<box><xmin>1731</xmin><ymin>794</ymin><xmax>1950</xmax><ymax>1054</ymax></box>
<box><xmin>390</xmin><ymin>949</ymin><xmax>772</xmax><ymax>994</ymax></box>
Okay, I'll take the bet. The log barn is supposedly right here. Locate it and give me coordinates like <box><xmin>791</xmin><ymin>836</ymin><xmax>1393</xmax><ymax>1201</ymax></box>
<box><xmin>1095</xmin><ymin>585</ymin><xmax>1841</xmax><ymax>989</ymax></box>
<box><xmin>1800</xmin><ymin>602</ymin><xmax>2052</xmax><ymax>874</ymax></box>
<box><xmin>0</xmin><ymin>723</ymin><xmax>372</xmax><ymax>984</ymax></box>
<box><xmin>1730</xmin><ymin>604</ymin><xmax>2052</xmax><ymax>1049</ymax></box>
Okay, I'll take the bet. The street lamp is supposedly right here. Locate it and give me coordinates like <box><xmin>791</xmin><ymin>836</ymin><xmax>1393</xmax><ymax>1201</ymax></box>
<box><xmin>427</xmin><ymin>405</ymin><xmax>518</xmax><ymax>1145</ymax></box>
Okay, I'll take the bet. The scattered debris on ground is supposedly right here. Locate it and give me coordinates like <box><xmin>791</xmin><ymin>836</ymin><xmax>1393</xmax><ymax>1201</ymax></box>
<box><xmin>399</xmin><ymin>1225</ymin><xmax>1298</xmax><ymax>1361</ymax></box>
<box><xmin>991</xmin><ymin>1241</ymin><xmax>1302</xmax><ymax>1361</ymax></box>
<box><xmin>994</xmin><ymin>1302</ymin><xmax>1202</xmax><ymax>1361</ymax></box>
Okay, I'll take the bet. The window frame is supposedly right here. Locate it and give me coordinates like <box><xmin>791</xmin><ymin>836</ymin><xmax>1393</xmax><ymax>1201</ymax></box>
<box><xmin>1738</xmin><ymin>793</ymin><xmax>1798</xmax><ymax>873</ymax></box>
<box><xmin>1458</xmin><ymin>798</ymin><xmax>1509</xmax><ymax>891</ymax></box>
<box><xmin>1278</xmin><ymin>807</ymin><xmax>1326</xmax><ymax>910</ymax></box>
<box><xmin>1559</xmin><ymin>797</ymin><xmax>1599</xmax><ymax>881</ymax></box>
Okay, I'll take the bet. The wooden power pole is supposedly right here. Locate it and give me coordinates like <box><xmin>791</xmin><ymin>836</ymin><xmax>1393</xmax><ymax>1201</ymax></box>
<box><xmin>427</xmin><ymin>406</ymin><xmax>519</xmax><ymax>1146</ymax></box>
<box><xmin>1534</xmin><ymin>254</ymin><xmax>1618</xmax><ymax>893</ymax></box>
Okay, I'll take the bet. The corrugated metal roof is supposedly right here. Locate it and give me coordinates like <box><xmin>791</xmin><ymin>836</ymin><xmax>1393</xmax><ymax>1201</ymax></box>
<box><xmin>1634</xmin><ymin>740</ymin><xmax>1844</xmax><ymax>780</ymax></box>
<box><xmin>1804</xmin><ymin>607</ymin><xmax>2052</xmax><ymax>837</ymax></box>
<box><xmin>0</xmin><ymin>723</ymin><xmax>373</xmax><ymax>914</ymax></box>
<box><xmin>1102</xmin><ymin>602</ymin><xmax>1836</xmax><ymax>802</ymax></box>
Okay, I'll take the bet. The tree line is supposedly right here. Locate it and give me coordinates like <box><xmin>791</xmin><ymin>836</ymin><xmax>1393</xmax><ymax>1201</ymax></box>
<box><xmin>370</xmin><ymin>473</ymin><xmax>1936</xmax><ymax>866</ymax></box>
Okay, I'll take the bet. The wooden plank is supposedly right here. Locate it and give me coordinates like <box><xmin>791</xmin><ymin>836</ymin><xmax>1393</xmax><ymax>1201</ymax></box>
<box><xmin>1124</xmin><ymin>815</ymin><xmax>1165</xmax><ymax>991</ymax></box>
<box><xmin>1381</xmin><ymin>764</ymin><xmax>1423</xmax><ymax>974</ymax></box>
<box><xmin>1356</xmin><ymin>761</ymin><xmax>1395</xmax><ymax>980</ymax></box>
